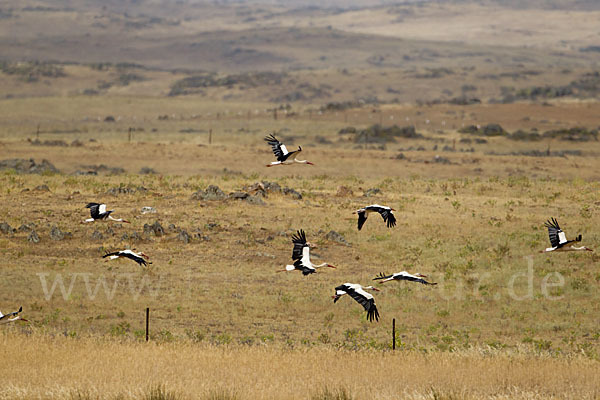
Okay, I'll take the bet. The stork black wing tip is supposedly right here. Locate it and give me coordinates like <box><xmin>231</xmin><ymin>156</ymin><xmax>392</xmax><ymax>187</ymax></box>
<box><xmin>18</xmin><ymin>306</ymin><xmax>22</xmax><ymax>313</ymax></box>
<box><xmin>373</xmin><ymin>272</ymin><xmax>388</xmax><ymax>281</ymax></box>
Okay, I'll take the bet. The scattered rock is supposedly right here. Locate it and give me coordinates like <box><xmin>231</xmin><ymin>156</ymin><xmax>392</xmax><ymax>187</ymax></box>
<box><xmin>262</xmin><ymin>181</ymin><xmax>282</xmax><ymax>193</ymax></box>
<box><xmin>82</xmin><ymin>164</ymin><xmax>126</xmax><ymax>175</ymax></box>
<box><xmin>71</xmin><ymin>139</ymin><xmax>85</xmax><ymax>147</ymax></box>
<box><xmin>34</xmin><ymin>184</ymin><xmax>50</xmax><ymax>192</ymax></box>
<box><xmin>245</xmin><ymin>195</ymin><xmax>266</xmax><ymax>205</ymax></box>
<box><xmin>73</xmin><ymin>170</ymin><xmax>98</xmax><ymax>176</ymax></box>
<box><xmin>283</xmin><ymin>187</ymin><xmax>302</xmax><ymax>200</ymax></box>
<box><xmin>91</xmin><ymin>230</ymin><xmax>104</xmax><ymax>240</ymax></box>
<box><xmin>139</xmin><ymin>167</ymin><xmax>158</xmax><ymax>175</ymax></box>
<box><xmin>143</xmin><ymin>221</ymin><xmax>164</xmax><ymax>237</ymax></box>
<box><xmin>192</xmin><ymin>231</ymin><xmax>210</xmax><ymax>241</ymax></box>
<box><xmin>50</xmin><ymin>225</ymin><xmax>65</xmax><ymax>241</ymax></box>
<box><xmin>191</xmin><ymin>185</ymin><xmax>226</xmax><ymax>201</ymax></box>
<box><xmin>0</xmin><ymin>158</ymin><xmax>60</xmax><ymax>174</ymax></box>
<box><xmin>205</xmin><ymin>222</ymin><xmax>220</xmax><ymax>230</ymax></box>
<box><xmin>177</xmin><ymin>229</ymin><xmax>191</xmax><ymax>243</ymax></box>
<box><xmin>28</xmin><ymin>230</ymin><xmax>40</xmax><ymax>243</ymax></box>
<box><xmin>245</xmin><ymin>182</ymin><xmax>267</xmax><ymax>197</ymax></box>
<box><xmin>325</xmin><ymin>230</ymin><xmax>351</xmax><ymax>247</ymax></box>
<box><xmin>121</xmin><ymin>232</ymin><xmax>142</xmax><ymax>242</ymax></box>
<box><xmin>0</xmin><ymin>222</ymin><xmax>15</xmax><ymax>235</ymax></box>
<box><xmin>393</xmin><ymin>152</ymin><xmax>406</xmax><ymax>160</ymax></box>
<box><xmin>336</xmin><ymin>186</ymin><xmax>354</xmax><ymax>197</ymax></box>
<box><xmin>433</xmin><ymin>155</ymin><xmax>452</xmax><ymax>164</ymax></box>
<box><xmin>363</xmin><ymin>188</ymin><xmax>381</xmax><ymax>197</ymax></box>
<box><xmin>18</xmin><ymin>223</ymin><xmax>35</xmax><ymax>232</ymax></box>
<box><xmin>229</xmin><ymin>191</ymin><xmax>249</xmax><ymax>200</ymax></box>
<box><xmin>141</xmin><ymin>206</ymin><xmax>156</xmax><ymax>214</ymax></box>
<box><xmin>106</xmin><ymin>185</ymin><xmax>147</xmax><ymax>195</ymax></box>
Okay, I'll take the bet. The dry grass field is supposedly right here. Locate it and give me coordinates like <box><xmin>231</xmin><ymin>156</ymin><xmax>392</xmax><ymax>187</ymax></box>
<box><xmin>2</xmin><ymin>1</ymin><xmax>600</xmax><ymax>398</ymax></box>
<box><xmin>1</xmin><ymin>335</ymin><xmax>600</xmax><ymax>399</ymax></box>
<box><xmin>1</xmin><ymin>97</ymin><xmax>600</xmax><ymax>398</ymax></box>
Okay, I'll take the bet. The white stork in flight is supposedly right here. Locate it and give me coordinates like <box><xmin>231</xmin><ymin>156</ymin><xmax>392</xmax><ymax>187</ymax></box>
<box><xmin>84</xmin><ymin>202</ymin><xmax>130</xmax><ymax>223</ymax></box>
<box><xmin>373</xmin><ymin>271</ymin><xmax>437</xmax><ymax>285</ymax></box>
<box><xmin>0</xmin><ymin>306</ymin><xmax>27</xmax><ymax>325</ymax></box>
<box><xmin>277</xmin><ymin>230</ymin><xmax>336</xmax><ymax>275</ymax></box>
<box><xmin>103</xmin><ymin>249</ymin><xmax>151</xmax><ymax>267</ymax></box>
<box><xmin>354</xmin><ymin>204</ymin><xmax>396</xmax><ymax>230</ymax></box>
<box><xmin>333</xmin><ymin>283</ymin><xmax>380</xmax><ymax>322</ymax></box>
<box><xmin>541</xmin><ymin>218</ymin><xmax>593</xmax><ymax>252</ymax></box>
<box><xmin>264</xmin><ymin>134</ymin><xmax>314</xmax><ymax>167</ymax></box>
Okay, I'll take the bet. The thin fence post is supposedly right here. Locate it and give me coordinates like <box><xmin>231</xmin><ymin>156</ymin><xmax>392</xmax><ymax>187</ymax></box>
<box><xmin>128</xmin><ymin>127</ymin><xmax>132</xmax><ymax>143</ymax></box>
<box><xmin>209</xmin><ymin>129</ymin><xmax>212</xmax><ymax>145</ymax></box>
<box><xmin>145</xmin><ymin>307</ymin><xmax>149</xmax><ymax>342</ymax></box>
<box><xmin>392</xmin><ymin>318</ymin><xmax>396</xmax><ymax>350</ymax></box>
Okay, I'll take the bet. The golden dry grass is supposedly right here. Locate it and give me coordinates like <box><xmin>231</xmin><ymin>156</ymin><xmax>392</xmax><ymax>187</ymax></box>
<box><xmin>1</xmin><ymin>333</ymin><xmax>599</xmax><ymax>400</ymax></box>
<box><xmin>1</xmin><ymin>81</ymin><xmax>600</xmax><ymax>400</ymax></box>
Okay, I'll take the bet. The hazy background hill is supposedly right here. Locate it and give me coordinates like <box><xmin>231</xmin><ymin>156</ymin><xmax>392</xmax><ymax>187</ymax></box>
<box><xmin>1</xmin><ymin>0</ymin><xmax>600</xmax><ymax>104</ymax></box>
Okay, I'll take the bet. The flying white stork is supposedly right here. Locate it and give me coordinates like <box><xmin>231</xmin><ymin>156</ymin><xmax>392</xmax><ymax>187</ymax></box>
<box><xmin>264</xmin><ymin>134</ymin><xmax>314</xmax><ymax>167</ymax></box>
<box><xmin>541</xmin><ymin>218</ymin><xmax>593</xmax><ymax>252</ymax></box>
<box><xmin>333</xmin><ymin>283</ymin><xmax>380</xmax><ymax>322</ymax></box>
<box><xmin>277</xmin><ymin>230</ymin><xmax>336</xmax><ymax>275</ymax></box>
<box><xmin>103</xmin><ymin>249</ymin><xmax>151</xmax><ymax>267</ymax></box>
<box><xmin>373</xmin><ymin>271</ymin><xmax>437</xmax><ymax>285</ymax></box>
<box><xmin>353</xmin><ymin>204</ymin><xmax>396</xmax><ymax>230</ymax></box>
<box><xmin>84</xmin><ymin>202</ymin><xmax>130</xmax><ymax>223</ymax></box>
<box><xmin>0</xmin><ymin>306</ymin><xmax>27</xmax><ymax>325</ymax></box>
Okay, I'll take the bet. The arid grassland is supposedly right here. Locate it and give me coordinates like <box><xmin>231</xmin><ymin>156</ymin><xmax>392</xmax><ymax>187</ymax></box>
<box><xmin>1</xmin><ymin>335</ymin><xmax>599</xmax><ymax>400</ymax></box>
<box><xmin>2</xmin><ymin>1</ymin><xmax>600</xmax><ymax>398</ymax></box>
<box><xmin>1</xmin><ymin>98</ymin><xmax>600</xmax><ymax>398</ymax></box>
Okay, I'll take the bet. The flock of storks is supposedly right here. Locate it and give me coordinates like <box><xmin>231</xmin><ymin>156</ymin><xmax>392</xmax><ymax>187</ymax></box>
<box><xmin>0</xmin><ymin>135</ymin><xmax>593</xmax><ymax>325</ymax></box>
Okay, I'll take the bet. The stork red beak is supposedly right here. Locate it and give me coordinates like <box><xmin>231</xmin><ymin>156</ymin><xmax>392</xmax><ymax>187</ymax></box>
<box><xmin>327</xmin><ymin>264</ymin><xmax>336</xmax><ymax>268</ymax></box>
<box><xmin>123</xmin><ymin>220</ymin><xmax>131</xmax><ymax>224</ymax></box>
<box><xmin>586</xmin><ymin>248</ymin><xmax>593</xmax><ymax>251</ymax></box>
<box><xmin>20</xmin><ymin>318</ymin><xmax>28</xmax><ymax>322</ymax></box>
<box><xmin>371</xmin><ymin>287</ymin><xmax>381</xmax><ymax>292</ymax></box>
<box><xmin>307</xmin><ymin>162</ymin><xmax>314</xmax><ymax>166</ymax></box>
<box><xmin>141</xmin><ymin>253</ymin><xmax>150</xmax><ymax>260</ymax></box>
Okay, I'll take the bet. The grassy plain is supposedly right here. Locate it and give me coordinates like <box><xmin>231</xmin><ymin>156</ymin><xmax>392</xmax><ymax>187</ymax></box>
<box><xmin>1</xmin><ymin>334</ymin><xmax>599</xmax><ymax>400</ymax></box>
<box><xmin>1</xmin><ymin>97</ymin><xmax>600</xmax><ymax>398</ymax></box>
<box><xmin>1</xmin><ymin>1</ymin><xmax>600</xmax><ymax>398</ymax></box>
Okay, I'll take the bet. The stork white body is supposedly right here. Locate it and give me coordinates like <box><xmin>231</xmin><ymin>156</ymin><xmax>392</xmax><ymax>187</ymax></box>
<box><xmin>542</xmin><ymin>218</ymin><xmax>592</xmax><ymax>253</ymax></box>
<box><xmin>103</xmin><ymin>249</ymin><xmax>151</xmax><ymax>267</ymax></box>
<box><xmin>264</xmin><ymin>134</ymin><xmax>314</xmax><ymax>167</ymax></box>
<box><xmin>278</xmin><ymin>230</ymin><xmax>335</xmax><ymax>275</ymax></box>
<box><xmin>373</xmin><ymin>271</ymin><xmax>437</xmax><ymax>285</ymax></box>
<box><xmin>84</xmin><ymin>202</ymin><xmax>130</xmax><ymax>223</ymax></box>
<box><xmin>0</xmin><ymin>306</ymin><xmax>27</xmax><ymax>325</ymax></box>
<box><xmin>354</xmin><ymin>204</ymin><xmax>396</xmax><ymax>230</ymax></box>
<box><xmin>333</xmin><ymin>283</ymin><xmax>380</xmax><ymax>322</ymax></box>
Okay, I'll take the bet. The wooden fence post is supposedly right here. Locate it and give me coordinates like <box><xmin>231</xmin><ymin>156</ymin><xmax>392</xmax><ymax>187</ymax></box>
<box><xmin>392</xmin><ymin>318</ymin><xmax>396</xmax><ymax>350</ymax></box>
<box><xmin>145</xmin><ymin>307</ymin><xmax>150</xmax><ymax>342</ymax></box>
